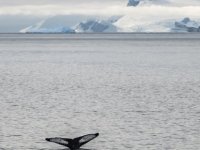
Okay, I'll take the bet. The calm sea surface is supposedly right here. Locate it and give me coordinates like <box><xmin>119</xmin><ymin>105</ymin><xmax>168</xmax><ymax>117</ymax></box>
<box><xmin>0</xmin><ymin>33</ymin><xmax>200</xmax><ymax>150</ymax></box>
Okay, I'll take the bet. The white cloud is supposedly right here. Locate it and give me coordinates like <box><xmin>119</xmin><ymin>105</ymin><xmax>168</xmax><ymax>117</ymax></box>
<box><xmin>1</xmin><ymin>0</ymin><xmax>200</xmax><ymax>16</ymax></box>
<box><xmin>0</xmin><ymin>0</ymin><xmax>124</xmax><ymax>6</ymax></box>
<box><xmin>0</xmin><ymin>0</ymin><xmax>200</xmax><ymax>6</ymax></box>
<box><xmin>0</xmin><ymin>5</ymin><xmax>118</xmax><ymax>16</ymax></box>
<box><xmin>1</xmin><ymin>4</ymin><xmax>200</xmax><ymax>19</ymax></box>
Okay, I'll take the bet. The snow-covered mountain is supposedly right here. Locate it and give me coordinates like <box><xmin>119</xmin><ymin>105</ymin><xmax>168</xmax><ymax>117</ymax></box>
<box><xmin>19</xmin><ymin>15</ymin><xmax>90</xmax><ymax>33</ymax></box>
<box><xmin>20</xmin><ymin>26</ymin><xmax>75</xmax><ymax>33</ymax></box>
<box><xmin>115</xmin><ymin>17</ymin><xmax>200</xmax><ymax>32</ymax></box>
<box><xmin>74</xmin><ymin>19</ymin><xmax>118</xmax><ymax>33</ymax></box>
<box><xmin>19</xmin><ymin>15</ymin><xmax>120</xmax><ymax>33</ymax></box>
<box><xmin>20</xmin><ymin>17</ymin><xmax>200</xmax><ymax>33</ymax></box>
<box><xmin>19</xmin><ymin>0</ymin><xmax>200</xmax><ymax>33</ymax></box>
<box><xmin>127</xmin><ymin>0</ymin><xmax>169</xmax><ymax>6</ymax></box>
<box><xmin>172</xmin><ymin>18</ymin><xmax>200</xmax><ymax>32</ymax></box>
<box><xmin>20</xmin><ymin>20</ymin><xmax>75</xmax><ymax>33</ymax></box>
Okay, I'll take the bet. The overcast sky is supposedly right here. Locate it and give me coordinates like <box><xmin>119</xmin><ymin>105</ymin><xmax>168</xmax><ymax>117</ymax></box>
<box><xmin>0</xmin><ymin>0</ymin><xmax>200</xmax><ymax>16</ymax></box>
<box><xmin>0</xmin><ymin>0</ymin><xmax>121</xmax><ymax>6</ymax></box>
<box><xmin>0</xmin><ymin>0</ymin><xmax>200</xmax><ymax>6</ymax></box>
<box><xmin>0</xmin><ymin>0</ymin><xmax>200</xmax><ymax>17</ymax></box>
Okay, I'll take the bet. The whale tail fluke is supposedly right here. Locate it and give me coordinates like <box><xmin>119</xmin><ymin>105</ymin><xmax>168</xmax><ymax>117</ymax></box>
<box><xmin>46</xmin><ymin>133</ymin><xmax>99</xmax><ymax>150</ymax></box>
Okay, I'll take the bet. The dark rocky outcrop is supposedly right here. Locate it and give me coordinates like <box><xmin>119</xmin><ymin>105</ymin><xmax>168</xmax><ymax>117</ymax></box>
<box><xmin>173</xmin><ymin>17</ymin><xmax>200</xmax><ymax>32</ymax></box>
<box><xmin>127</xmin><ymin>0</ymin><xmax>140</xmax><ymax>6</ymax></box>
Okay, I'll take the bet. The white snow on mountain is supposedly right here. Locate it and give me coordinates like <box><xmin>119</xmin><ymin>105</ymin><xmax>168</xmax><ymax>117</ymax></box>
<box><xmin>19</xmin><ymin>15</ymin><xmax>121</xmax><ymax>33</ymax></box>
<box><xmin>172</xmin><ymin>17</ymin><xmax>200</xmax><ymax>32</ymax></box>
<box><xmin>113</xmin><ymin>1</ymin><xmax>200</xmax><ymax>32</ymax></box>
<box><xmin>20</xmin><ymin>26</ymin><xmax>75</xmax><ymax>33</ymax></box>
<box><xmin>19</xmin><ymin>15</ymin><xmax>95</xmax><ymax>33</ymax></box>
<box><xmin>115</xmin><ymin>16</ymin><xmax>200</xmax><ymax>32</ymax></box>
<box><xmin>127</xmin><ymin>0</ymin><xmax>170</xmax><ymax>6</ymax></box>
<box><xmin>19</xmin><ymin>15</ymin><xmax>94</xmax><ymax>33</ymax></box>
<box><xmin>114</xmin><ymin>18</ymin><xmax>173</xmax><ymax>32</ymax></box>
<box><xmin>20</xmin><ymin>20</ymin><xmax>44</xmax><ymax>33</ymax></box>
<box><xmin>20</xmin><ymin>17</ymin><xmax>200</xmax><ymax>33</ymax></box>
<box><xmin>18</xmin><ymin>0</ymin><xmax>200</xmax><ymax>33</ymax></box>
<box><xmin>20</xmin><ymin>19</ymin><xmax>75</xmax><ymax>33</ymax></box>
<box><xmin>74</xmin><ymin>19</ymin><xmax>118</xmax><ymax>33</ymax></box>
<box><xmin>127</xmin><ymin>0</ymin><xmax>200</xmax><ymax>6</ymax></box>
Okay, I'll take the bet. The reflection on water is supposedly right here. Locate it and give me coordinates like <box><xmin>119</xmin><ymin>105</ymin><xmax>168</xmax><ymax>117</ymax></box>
<box><xmin>0</xmin><ymin>33</ymin><xmax>200</xmax><ymax>150</ymax></box>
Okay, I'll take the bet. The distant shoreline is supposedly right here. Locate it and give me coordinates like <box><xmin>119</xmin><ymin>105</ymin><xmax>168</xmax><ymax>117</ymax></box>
<box><xmin>0</xmin><ymin>32</ymin><xmax>200</xmax><ymax>34</ymax></box>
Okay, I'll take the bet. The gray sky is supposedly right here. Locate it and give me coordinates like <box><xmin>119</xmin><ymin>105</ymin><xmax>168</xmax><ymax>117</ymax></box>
<box><xmin>0</xmin><ymin>0</ymin><xmax>123</xmax><ymax>6</ymax></box>
<box><xmin>0</xmin><ymin>0</ymin><xmax>200</xmax><ymax>17</ymax></box>
<box><xmin>0</xmin><ymin>0</ymin><xmax>199</xmax><ymax>15</ymax></box>
<box><xmin>0</xmin><ymin>0</ymin><xmax>200</xmax><ymax>6</ymax></box>
<box><xmin>0</xmin><ymin>0</ymin><xmax>125</xmax><ymax>16</ymax></box>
